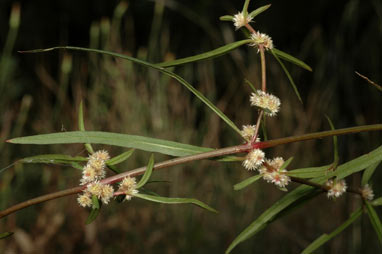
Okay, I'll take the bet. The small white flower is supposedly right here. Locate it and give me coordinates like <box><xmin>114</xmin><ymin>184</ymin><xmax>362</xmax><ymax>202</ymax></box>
<box><xmin>242</xmin><ymin>149</ymin><xmax>265</xmax><ymax>170</ymax></box>
<box><xmin>77</xmin><ymin>193</ymin><xmax>92</xmax><ymax>208</ymax></box>
<box><xmin>250</xmin><ymin>31</ymin><xmax>274</xmax><ymax>51</ymax></box>
<box><xmin>233</xmin><ymin>12</ymin><xmax>252</xmax><ymax>29</ymax></box>
<box><xmin>100</xmin><ymin>184</ymin><xmax>115</xmax><ymax>204</ymax></box>
<box><xmin>118</xmin><ymin>177</ymin><xmax>139</xmax><ymax>201</ymax></box>
<box><xmin>361</xmin><ymin>184</ymin><xmax>374</xmax><ymax>201</ymax></box>
<box><xmin>241</xmin><ymin>125</ymin><xmax>260</xmax><ymax>142</ymax></box>
<box><xmin>250</xmin><ymin>90</ymin><xmax>281</xmax><ymax>116</ymax></box>
<box><xmin>259</xmin><ymin>157</ymin><xmax>290</xmax><ymax>188</ymax></box>
<box><xmin>326</xmin><ymin>179</ymin><xmax>347</xmax><ymax>199</ymax></box>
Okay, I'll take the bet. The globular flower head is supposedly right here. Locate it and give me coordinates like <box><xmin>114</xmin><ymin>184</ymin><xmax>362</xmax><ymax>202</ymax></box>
<box><xmin>80</xmin><ymin>150</ymin><xmax>110</xmax><ymax>185</ymax></box>
<box><xmin>100</xmin><ymin>184</ymin><xmax>115</xmax><ymax>204</ymax></box>
<box><xmin>259</xmin><ymin>157</ymin><xmax>290</xmax><ymax>188</ymax></box>
<box><xmin>118</xmin><ymin>177</ymin><xmax>139</xmax><ymax>201</ymax></box>
<box><xmin>326</xmin><ymin>179</ymin><xmax>347</xmax><ymax>199</ymax></box>
<box><xmin>233</xmin><ymin>12</ymin><xmax>252</xmax><ymax>29</ymax></box>
<box><xmin>242</xmin><ymin>149</ymin><xmax>265</xmax><ymax>170</ymax></box>
<box><xmin>250</xmin><ymin>90</ymin><xmax>281</xmax><ymax>116</ymax></box>
<box><xmin>86</xmin><ymin>181</ymin><xmax>114</xmax><ymax>205</ymax></box>
<box><xmin>86</xmin><ymin>181</ymin><xmax>104</xmax><ymax>198</ymax></box>
<box><xmin>361</xmin><ymin>184</ymin><xmax>374</xmax><ymax>201</ymax></box>
<box><xmin>240</xmin><ymin>125</ymin><xmax>260</xmax><ymax>142</ymax></box>
<box><xmin>250</xmin><ymin>31</ymin><xmax>274</xmax><ymax>51</ymax></box>
<box><xmin>77</xmin><ymin>193</ymin><xmax>92</xmax><ymax>208</ymax></box>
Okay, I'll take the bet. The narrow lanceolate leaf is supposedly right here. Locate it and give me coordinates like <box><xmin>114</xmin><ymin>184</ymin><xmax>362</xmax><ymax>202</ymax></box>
<box><xmin>361</xmin><ymin>161</ymin><xmax>380</xmax><ymax>186</ymax></box>
<box><xmin>280</xmin><ymin>157</ymin><xmax>293</xmax><ymax>170</ymax></box>
<box><xmin>234</xmin><ymin>174</ymin><xmax>262</xmax><ymax>191</ymax></box>
<box><xmin>78</xmin><ymin>101</ymin><xmax>94</xmax><ymax>154</ymax></box>
<box><xmin>271</xmin><ymin>49</ymin><xmax>302</xmax><ymax>103</ymax></box>
<box><xmin>286</xmin><ymin>165</ymin><xmax>330</xmax><ymax>178</ymax></box>
<box><xmin>8</xmin><ymin>131</ymin><xmax>213</xmax><ymax>157</ymax></box>
<box><xmin>219</xmin><ymin>15</ymin><xmax>233</xmax><ymax>21</ymax></box>
<box><xmin>0</xmin><ymin>232</ymin><xmax>13</xmax><ymax>239</ymax></box>
<box><xmin>325</xmin><ymin>115</ymin><xmax>339</xmax><ymax>165</ymax></box>
<box><xmin>134</xmin><ymin>193</ymin><xmax>218</xmax><ymax>213</ymax></box>
<box><xmin>19</xmin><ymin>154</ymin><xmax>87</xmax><ymax>164</ymax></box>
<box><xmin>302</xmin><ymin>207</ymin><xmax>362</xmax><ymax>254</ymax></box>
<box><xmin>20</xmin><ymin>46</ymin><xmax>242</xmax><ymax>136</ymax></box>
<box><xmin>248</xmin><ymin>4</ymin><xmax>271</xmax><ymax>19</ymax></box>
<box><xmin>107</xmin><ymin>149</ymin><xmax>135</xmax><ymax>166</ymax></box>
<box><xmin>365</xmin><ymin>201</ymin><xmax>382</xmax><ymax>244</ymax></box>
<box><xmin>136</xmin><ymin>154</ymin><xmax>154</xmax><ymax>189</ymax></box>
<box><xmin>86</xmin><ymin>207</ymin><xmax>100</xmax><ymax>225</ymax></box>
<box><xmin>372</xmin><ymin>197</ymin><xmax>382</xmax><ymax>207</ymax></box>
<box><xmin>271</xmin><ymin>48</ymin><xmax>312</xmax><ymax>71</ymax></box>
<box><xmin>156</xmin><ymin>39</ymin><xmax>252</xmax><ymax>68</ymax></box>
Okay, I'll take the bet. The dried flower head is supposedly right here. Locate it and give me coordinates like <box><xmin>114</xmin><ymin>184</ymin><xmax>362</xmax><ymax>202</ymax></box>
<box><xmin>233</xmin><ymin>12</ymin><xmax>252</xmax><ymax>29</ymax></box>
<box><xmin>250</xmin><ymin>31</ymin><xmax>274</xmax><ymax>51</ymax></box>
<box><xmin>250</xmin><ymin>90</ymin><xmax>281</xmax><ymax>116</ymax></box>
<box><xmin>361</xmin><ymin>184</ymin><xmax>374</xmax><ymax>201</ymax></box>
<box><xmin>326</xmin><ymin>179</ymin><xmax>347</xmax><ymax>199</ymax></box>
<box><xmin>259</xmin><ymin>157</ymin><xmax>290</xmax><ymax>188</ymax></box>
<box><xmin>77</xmin><ymin>193</ymin><xmax>92</xmax><ymax>208</ymax></box>
<box><xmin>240</xmin><ymin>125</ymin><xmax>260</xmax><ymax>142</ymax></box>
<box><xmin>243</xmin><ymin>149</ymin><xmax>265</xmax><ymax>170</ymax></box>
<box><xmin>118</xmin><ymin>177</ymin><xmax>139</xmax><ymax>201</ymax></box>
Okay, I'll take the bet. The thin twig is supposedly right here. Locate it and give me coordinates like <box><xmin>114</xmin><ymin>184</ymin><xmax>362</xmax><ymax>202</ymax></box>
<box><xmin>355</xmin><ymin>71</ymin><xmax>382</xmax><ymax>92</ymax></box>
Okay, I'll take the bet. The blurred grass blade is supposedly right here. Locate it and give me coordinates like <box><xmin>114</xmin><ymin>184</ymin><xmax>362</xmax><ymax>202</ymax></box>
<box><xmin>134</xmin><ymin>193</ymin><xmax>217</xmax><ymax>213</ymax></box>
<box><xmin>226</xmin><ymin>185</ymin><xmax>316</xmax><ymax>253</ymax></box>
<box><xmin>325</xmin><ymin>116</ymin><xmax>339</xmax><ymax>165</ymax></box>
<box><xmin>78</xmin><ymin>101</ymin><xmax>94</xmax><ymax>154</ymax></box>
<box><xmin>219</xmin><ymin>15</ymin><xmax>233</xmax><ymax>21</ymax></box>
<box><xmin>156</xmin><ymin>39</ymin><xmax>252</xmax><ymax>68</ymax></box>
<box><xmin>302</xmin><ymin>207</ymin><xmax>362</xmax><ymax>254</ymax></box>
<box><xmin>107</xmin><ymin>149</ymin><xmax>135</xmax><ymax>166</ymax></box>
<box><xmin>0</xmin><ymin>232</ymin><xmax>13</xmax><ymax>239</ymax></box>
<box><xmin>286</xmin><ymin>165</ymin><xmax>330</xmax><ymax>178</ymax></box>
<box><xmin>234</xmin><ymin>174</ymin><xmax>262</xmax><ymax>191</ymax></box>
<box><xmin>136</xmin><ymin>154</ymin><xmax>154</xmax><ymax>189</ymax></box>
<box><xmin>365</xmin><ymin>201</ymin><xmax>382</xmax><ymax>244</ymax></box>
<box><xmin>216</xmin><ymin>156</ymin><xmax>242</xmax><ymax>162</ymax></box>
<box><xmin>271</xmin><ymin>49</ymin><xmax>303</xmax><ymax>103</ymax></box>
<box><xmin>271</xmin><ymin>48</ymin><xmax>312</xmax><ymax>71</ymax></box>
<box><xmin>20</xmin><ymin>46</ymin><xmax>242</xmax><ymax>136</ymax></box>
<box><xmin>244</xmin><ymin>79</ymin><xmax>257</xmax><ymax>92</ymax></box>
<box><xmin>372</xmin><ymin>197</ymin><xmax>382</xmax><ymax>206</ymax></box>
<box><xmin>361</xmin><ymin>161</ymin><xmax>380</xmax><ymax>186</ymax></box>
<box><xmin>248</xmin><ymin>4</ymin><xmax>271</xmax><ymax>19</ymax></box>
<box><xmin>8</xmin><ymin>131</ymin><xmax>213</xmax><ymax>157</ymax></box>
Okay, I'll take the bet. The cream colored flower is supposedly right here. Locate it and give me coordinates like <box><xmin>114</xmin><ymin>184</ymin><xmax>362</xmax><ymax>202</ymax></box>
<box><xmin>77</xmin><ymin>193</ymin><xmax>92</xmax><ymax>208</ymax></box>
<box><xmin>250</xmin><ymin>31</ymin><xmax>274</xmax><ymax>51</ymax></box>
<box><xmin>243</xmin><ymin>149</ymin><xmax>265</xmax><ymax>170</ymax></box>
<box><xmin>326</xmin><ymin>179</ymin><xmax>347</xmax><ymax>199</ymax></box>
<box><xmin>250</xmin><ymin>90</ymin><xmax>281</xmax><ymax>116</ymax></box>
<box><xmin>233</xmin><ymin>12</ymin><xmax>252</xmax><ymax>29</ymax></box>
<box><xmin>118</xmin><ymin>177</ymin><xmax>139</xmax><ymax>201</ymax></box>
<box><xmin>240</xmin><ymin>125</ymin><xmax>261</xmax><ymax>142</ymax></box>
<box><xmin>361</xmin><ymin>184</ymin><xmax>374</xmax><ymax>201</ymax></box>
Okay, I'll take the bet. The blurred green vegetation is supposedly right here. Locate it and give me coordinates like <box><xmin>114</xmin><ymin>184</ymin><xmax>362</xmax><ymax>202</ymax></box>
<box><xmin>0</xmin><ymin>0</ymin><xmax>381</xmax><ymax>253</ymax></box>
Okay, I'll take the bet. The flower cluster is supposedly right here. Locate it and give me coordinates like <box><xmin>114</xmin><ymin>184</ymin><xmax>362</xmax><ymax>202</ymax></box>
<box><xmin>250</xmin><ymin>31</ymin><xmax>274</xmax><ymax>51</ymax></box>
<box><xmin>233</xmin><ymin>12</ymin><xmax>252</xmax><ymax>29</ymax></box>
<box><xmin>240</xmin><ymin>125</ymin><xmax>260</xmax><ymax>142</ymax></box>
<box><xmin>77</xmin><ymin>150</ymin><xmax>115</xmax><ymax>208</ymax></box>
<box><xmin>361</xmin><ymin>184</ymin><xmax>374</xmax><ymax>201</ymax></box>
<box><xmin>258</xmin><ymin>157</ymin><xmax>290</xmax><ymax>188</ymax></box>
<box><xmin>242</xmin><ymin>149</ymin><xmax>265</xmax><ymax>171</ymax></box>
<box><xmin>250</xmin><ymin>90</ymin><xmax>281</xmax><ymax>116</ymax></box>
<box><xmin>326</xmin><ymin>179</ymin><xmax>347</xmax><ymax>199</ymax></box>
<box><xmin>116</xmin><ymin>176</ymin><xmax>139</xmax><ymax>201</ymax></box>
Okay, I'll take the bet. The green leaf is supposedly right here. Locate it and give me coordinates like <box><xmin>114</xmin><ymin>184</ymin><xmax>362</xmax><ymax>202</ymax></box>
<box><xmin>0</xmin><ymin>232</ymin><xmax>13</xmax><ymax>239</ymax></box>
<box><xmin>270</xmin><ymin>49</ymin><xmax>303</xmax><ymax>103</ymax></box>
<box><xmin>78</xmin><ymin>101</ymin><xmax>94</xmax><ymax>154</ymax></box>
<box><xmin>280</xmin><ymin>157</ymin><xmax>293</xmax><ymax>170</ymax></box>
<box><xmin>107</xmin><ymin>149</ymin><xmax>135</xmax><ymax>166</ymax></box>
<box><xmin>234</xmin><ymin>174</ymin><xmax>262</xmax><ymax>191</ymax></box>
<box><xmin>242</xmin><ymin>0</ymin><xmax>250</xmax><ymax>15</ymax></box>
<box><xmin>86</xmin><ymin>207</ymin><xmax>100</xmax><ymax>225</ymax></box>
<box><xmin>365</xmin><ymin>201</ymin><xmax>382</xmax><ymax>244</ymax></box>
<box><xmin>134</xmin><ymin>193</ymin><xmax>217</xmax><ymax>213</ymax></box>
<box><xmin>219</xmin><ymin>15</ymin><xmax>233</xmax><ymax>21</ymax></box>
<box><xmin>215</xmin><ymin>156</ymin><xmax>243</xmax><ymax>162</ymax></box>
<box><xmin>271</xmin><ymin>48</ymin><xmax>312</xmax><ymax>71</ymax></box>
<box><xmin>248</xmin><ymin>4</ymin><xmax>272</xmax><ymax>19</ymax></box>
<box><xmin>286</xmin><ymin>165</ymin><xmax>330</xmax><ymax>178</ymax></box>
<box><xmin>8</xmin><ymin>131</ymin><xmax>213</xmax><ymax>157</ymax></box>
<box><xmin>372</xmin><ymin>197</ymin><xmax>382</xmax><ymax>206</ymax></box>
<box><xmin>20</xmin><ymin>46</ymin><xmax>242</xmax><ymax>136</ymax></box>
<box><xmin>136</xmin><ymin>154</ymin><xmax>154</xmax><ymax>189</ymax></box>
<box><xmin>325</xmin><ymin>115</ymin><xmax>339</xmax><ymax>165</ymax></box>
<box><xmin>92</xmin><ymin>195</ymin><xmax>100</xmax><ymax>209</ymax></box>
<box><xmin>156</xmin><ymin>39</ymin><xmax>252</xmax><ymax>68</ymax></box>
<box><xmin>361</xmin><ymin>161</ymin><xmax>380</xmax><ymax>186</ymax></box>
<box><xmin>19</xmin><ymin>153</ymin><xmax>87</xmax><ymax>169</ymax></box>
<box><xmin>302</xmin><ymin>207</ymin><xmax>362</xmax><ymax>254</ymax></box>
<box><xmin>244</xmin><ymin>79</ymin><xmax>257</xmax><ymax>92</ymax></box>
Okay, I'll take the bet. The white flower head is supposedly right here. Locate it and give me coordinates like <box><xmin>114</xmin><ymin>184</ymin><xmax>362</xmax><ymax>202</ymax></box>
<box><xmin>361</xmin><ymin>184</ymin><xmax>374</xmax><ymax>201</ymax></box>
<box><xmin>77</xmin><ymin>193</ymin><xmax>92</xmax><ymax>208</ymax></box>
<box><xmin>233</xmin><ymin>12</ymin><xmax>252</xmax><ymax>29</ymax></box>
<box><xmin>241</xmin><ymin>125</ymin><xmax>260</xmax><ymax>142</ymax></box>
<box><xmin>118</xmin><ymin>177</ymin><xmax>139</xmax><ymax>201</ymax></box>
<box><xmin>100</xmin><ymin>184</ymin><xmax>115</xmax><ymax>204</ymax></box>
<box><xmin>326</xmin><ymin>179</ymin><xmax>347</xmax><ymax>199</ymax></box>
<box><xmin>259</xmin><ymin>157</ymin><xmax>290</xmax><ymax>188</ymax></box>
<box><xmin>250</xmin><ymin>90</ymin><xmax>281</xmax><ymax>116</ymax></box>
<box><xmin>250</xmin><ymin>31</ymin><xmax>274</xmax><ymax>51</ymax></box>
<box><xmin>80</xmin><ymin>150</ymin><xmax>110</xmax><ymax>185</ymax></box>
<box><xmin>242</xmin><ymin>149</ymin><xmax>265</xmax><ymax>170</ymax></box>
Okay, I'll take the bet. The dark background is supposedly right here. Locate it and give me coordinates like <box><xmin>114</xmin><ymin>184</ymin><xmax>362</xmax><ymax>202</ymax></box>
<box><xmin>0</xmin><ymin>0</ymin><xmax>381</xmax><ymax>253</ymax></box>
